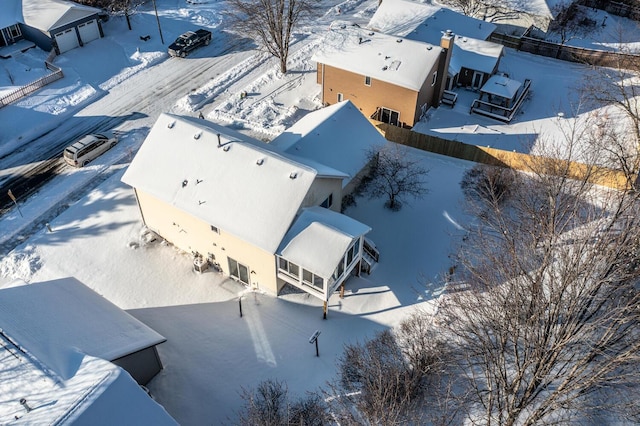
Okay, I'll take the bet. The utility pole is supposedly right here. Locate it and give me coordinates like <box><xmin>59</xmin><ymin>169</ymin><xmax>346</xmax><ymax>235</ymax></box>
<box><xmin>152</xmin><ymin>0</ymin><xmax>165</xmax><ymax>44</ymax></box>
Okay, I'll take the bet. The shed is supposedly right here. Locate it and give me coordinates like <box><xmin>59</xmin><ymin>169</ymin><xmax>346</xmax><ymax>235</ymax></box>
<box><xmin>0</xmin><ymin>277</ymin><xmax>166</xmax><ymax>385</ymax></box>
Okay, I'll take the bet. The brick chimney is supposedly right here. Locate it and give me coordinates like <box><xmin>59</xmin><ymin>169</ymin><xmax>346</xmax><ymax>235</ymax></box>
<box><xmin>432</xmin><ymin>30</ymin><xmax>454</xmax><ymax>107</ymax></box>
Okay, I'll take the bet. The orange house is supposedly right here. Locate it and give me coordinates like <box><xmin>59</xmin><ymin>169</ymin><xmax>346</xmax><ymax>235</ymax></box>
<box><xmin>313</xmin><ymin>27</ymin><xmax>452</xmax><ymax>127</ymax></box>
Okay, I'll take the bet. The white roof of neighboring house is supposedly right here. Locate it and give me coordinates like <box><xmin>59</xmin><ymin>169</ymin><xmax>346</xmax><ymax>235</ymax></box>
<box><xmin>0</xmin><ymin>334</ymin><xmax>177</xmax><ymax>425</ymax></box>
<box><xmin>449</xmin><ymin>36</ymin><xmax>503</xmax><ymax>75</ymax></box>
<box><xmin>369</xmin><ymin>0</ymin><xmax>496</xmax><ymax>42</ymax></box>
<box><xmin>0</xmin><ymin>278</ymin><xmax>166</xmax><ymax>378</ymax></box>
<box><xmin>122</xmin><ymin>113</ymin><xmax>328</xmax><ymax>254</ymax></box>
<box><xmin>22</xmin><ymin>0</ymin><xmax>100</xmax><ymax>33</ymax></box>
<box><xmin>270</xmin><ymin>101</ymin><xmax>386</xmax><ymax>188</ymax></box>
<box><xmin>481</xmin><ymin>75</ymin><xmax>522</xmax><ymax>99</ymax></box>
<box><xmin>0</xmin><ymin>0</ymin><xmax>23</xmax><ymax>29</ymax></box>
<box><xmin>312</xmin><ymin>25</ymin><xmax>442</xmax><ymax>92</ymax></box>
<box><xmin>278</xmin><ymin>207</ymin><xmax>371</xmax><ymax>278</ymax></box>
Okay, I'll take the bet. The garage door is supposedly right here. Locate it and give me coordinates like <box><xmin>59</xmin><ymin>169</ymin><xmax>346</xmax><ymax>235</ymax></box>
<box><xmin>78</xmin><ymin>19</ymin><xmax>100</xmax><ymax>45</ymax></box>
<box><xmin>55</xmin><ymin>28</ymin><xmax>80</xmax><ymax>53</ymax></box>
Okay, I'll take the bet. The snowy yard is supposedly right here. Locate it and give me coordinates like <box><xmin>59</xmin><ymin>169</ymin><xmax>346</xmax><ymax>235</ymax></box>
<box><xmin>0</xmin><ymin>0</ymin><xmax>638</xmax><ymax>423</ymax></box>
<box><xmin>0</xmin><ymin>148</ymin><xmax>472</xmax><ymax>424</ymax></box>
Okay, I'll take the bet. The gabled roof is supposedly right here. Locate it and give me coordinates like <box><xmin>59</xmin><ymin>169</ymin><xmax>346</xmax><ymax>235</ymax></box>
<box><xmin>278</xmin><ymin>207</ymin><xmax>371</xmax><ymax>278</ymax></box>
<box><xmin>0</xmin><ymin>278</ymin><xmax>166</xmax><ymax>378</ymax></box>
<box><xmin>122</xmin><ymin>113</ymin><xmax>324</xmax><ymax>254</ymax></box>
<box><xmin>449</xmin><ymin>36</ymin><xmax>503</xmax><ymax>75</ymax></box>
<box><xmin>369</xmin><ymin>0</ymin><xmax>496</xmax><ymax>42</ymax></box>
<box><xmin>270</xmin><ymin>101</ymin><xmax>386</xmax><ymax>188</ymax></box>
<box><xmin>0</xmin><ymin>0</ymin><xmax>23</xmax><ymax>29</ymax></box>
<box><xmin>0</xmin><ymin>334</ymin><xmax>176</xmax><ymax>425</ymax></box>
<box><xmin>22</xmin><ymin>0</ymin><xmax>100</xmax><ymax>33</ymax></box>
<box><xmin>312</xmin><ymin>25</ymin><xmax>441</xmax><ymax>92</ymax></box>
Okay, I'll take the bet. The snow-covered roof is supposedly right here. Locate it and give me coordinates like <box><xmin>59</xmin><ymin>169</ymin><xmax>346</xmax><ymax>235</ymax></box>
<box><xmin>480</xmin><ymin>75</ymin><xmax>522</xmax><ymax>99</ymax></box>
<box><xmin>449</xmin><ymin>36</ymin><xmax>503</xmax><ymax>75</ymax></box>
<box><xmin>0</xmin><ymin>278</ymin><xmax>166</xmax><ymax>377</ymax></box>
<box><xmin>0</xmin><ymin>334</ymin><xmax>176</xmax><ymax>425</ymax></box>
<box><xmin>312</xmin><ymin>25</ymin><xmax>442</xmax><ymax>92</ymax></box>
<box><xmin>277</xmin><ymin>207</ymin><xmax>371</xmax><ymax>278</ymax></box>
<box><xmin>0</xmin><ymin>0</ymin><xmax>23</xmax><ymax>29</ymax></box>
<box><xmin>22</xmin><ymin>0</ymin><xmax>100</xmax><ymax>33</ymax></box>
<box><xmin>270</xmin><ymin>101</ymin><xmax>386</xmax><ymax>188</ymax></box>
<box><xmin>122</xmin><ymin>113</ymin><xmax>326</xmax><ymax>254</ymax></box>
<box><xmin>369</xmin><ymin>0</ymin><xmax>496</xmax><ymax>43</ymax></box>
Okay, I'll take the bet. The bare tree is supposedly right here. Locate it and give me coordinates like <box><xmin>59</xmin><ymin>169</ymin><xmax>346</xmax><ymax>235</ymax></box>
<box><xmin>225</xmin><ymin>0</ymin><xmax>316</xmax><ymax>73</ymax></box>
<box><xmin>365</xmin><ymin>144</ymin><xmax>429</xmax><ymax>211</ymax></box>
<box><xmin>439</xmin><ymin>129</ymin><xmax>640</xmax><ymax>424</ymax></box>
<box><xmin>548</xmin><ymin>2</ymin><xmax>597</xmax><ymax>46</ymax></box>
<box><xmin>328</xmin><ymin>315</ymin><xmax>454</xmax><ymax>425</ymax></box>
<box><xmin>581</xmin><ymin>41</ymin><xmax>640</xmax><ymax>188</ymax></box>
<box><xmin>237</xmin><ymin>378</ymin><xmax>329</xmax><ymax>425</ymax></box>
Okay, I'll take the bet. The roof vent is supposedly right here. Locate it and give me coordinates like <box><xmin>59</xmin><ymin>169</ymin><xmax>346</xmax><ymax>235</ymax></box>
<box><xmin>427</xmin><ymin>46</ymin><xmax>432</xmax><ymax>50</ymax></box>
<box><xmin>223</xmin><ymin>145</ymin><xmax>231</xmax><ymax>152</ymax></box>
<box><xmin>167</xmin><ymin>121</ymin><xmax>175</xmax><ymax>129</ymax></box>
<box><xmin>182</xmin><ymin>179</ymin><xmax>188</xmax><ymax>188</ymax></box>
<box><xmin>217</xmin><ymin>133</ymin><xmax>222</xmax><ymax>147</ymax></box>
<box><xmin>369</xmin><ymin>32</ymin><xmax>374</xmax><ymax>36</ymax></box>
<box><xmin>358</xmin><ymin>37</ymin><xmax>362</xmax><ymax>44</ymax></box>
<box><xmin>256</xmin><ymin>158</ymin><xmax>264</xmax><ymax>165</ymax></box>
<box><xmin>194</xmin><ymin>131</ymin><xmax>202</xmax><ymax>140</ymax></box>
<box><xmin>396</xmin><ymin>39</ymin><xmax>403</xmax><ymax>43</ymax></box>
<box><xmin>382</xmin><ymin>65</ymin><xmax>388</xmax><ymax>71</ymax></box>
<box><xmin>289</xmin><ymin>172</ymin><xmax>298</xmax><ymax>179</ymax></box>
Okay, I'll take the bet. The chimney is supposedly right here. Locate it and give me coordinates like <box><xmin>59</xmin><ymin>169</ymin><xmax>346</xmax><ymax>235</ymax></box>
<box><xmin>432</xmin><ymin>30</ymin><xmax>454</xmax><ymax>108</ymax></box>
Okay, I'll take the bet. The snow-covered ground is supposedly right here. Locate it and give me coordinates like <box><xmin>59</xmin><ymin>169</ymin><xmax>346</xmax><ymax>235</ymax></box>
<box><xmin>0</xmin><ymin>0</ymin><xmax>638</xmax><ymax>423</ymax></box>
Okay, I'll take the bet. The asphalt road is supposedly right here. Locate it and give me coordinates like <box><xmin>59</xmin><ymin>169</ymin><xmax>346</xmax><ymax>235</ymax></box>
<box><xmin>0</xmin><ymin>39</ymin><xmax>257</xmax><ymax>215</ymax></box>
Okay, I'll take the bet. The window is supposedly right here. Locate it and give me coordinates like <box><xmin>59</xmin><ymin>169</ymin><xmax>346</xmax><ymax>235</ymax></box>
<box><xmin>337</xmin><ymin>93</ymin><xmax>343</xmax><ymax>102</ymax></box>
<box><xmin>210</xmin><ymin>225</ymin><xmax>219</xmax><ymax>233</ymax></box>
<box><xmin>9</xmin><ymin>25</ymin><xmax>21</xmax><ymax>39</ymax></box>
<box><xmin>228</xmin><ymin>257</ymin><xmax>250</xmax><ymax>285</ymax></box>
<box><xmin>347</xmin><ymin>244</ymin><xmax>355</xmax><ymax>266</ymax></box>
<box><xmin>364</xmin><ymin>76</ymin><xmax>371</xmax><ymax>86</ymax></box>
<box><xmin>432</xmin><ymin>71</ymin><xmax>438</xmax><ymax>86</ymax></box>
<box><xmin>303</xmin><ymin>269</ymin><xmax>324</xmax><ymax>290</ymax></box>
<box><xmin>278</xmin><ymin>257</ymin><xmax>299</xmax><ymax>278</ymax></box>
<box><xmin>333</xmin><ymin>258</ymin><xmax>345</xmax><ymax>281</ymax></box>
<box><xmin>320</xmin><ymin>194</ymin><xmax>333</xmax><ymax>209</ymax></box>
<box><xmin>379</xmin><ymin>107</ymin><xmax>400</xmax><ymax>126</ymax></box>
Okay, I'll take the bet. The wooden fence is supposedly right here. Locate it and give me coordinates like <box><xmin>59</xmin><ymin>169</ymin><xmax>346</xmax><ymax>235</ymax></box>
<box><xmin>370</xmin><ymin>120</ymin><xmax>631</xmax><ymax>191</ymax></box>
<box><xmin>0</xmin><ymin>50</ymin><xmax>63</xmax><ymax>108</ymax></box>
<box><xmin>578</xmin><ymin>0</ymin><xmax>640</xmax><ymax>20</ymax></box>
<box><xmin>489</xmin><ymin>30</ymin><xmax>639</xmax><ymax>70</ymax></box>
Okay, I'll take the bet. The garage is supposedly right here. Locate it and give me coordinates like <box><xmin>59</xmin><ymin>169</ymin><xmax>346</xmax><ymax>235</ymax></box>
<box><xmin>54</xmin><ymin>27</ymin><xmax>79</xmax><ymax>53</ymax></box>
<box><xmin>78</xmin><ymin>19</ymin><xmax>100</xmax><ymax>44</ymax></box>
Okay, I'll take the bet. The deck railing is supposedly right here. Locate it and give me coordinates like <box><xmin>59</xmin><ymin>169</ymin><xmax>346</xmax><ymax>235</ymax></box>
<box><xmin>470</xmin><ymin>79</ymin><xmax>531</xmax><ymax>123</ymax></box>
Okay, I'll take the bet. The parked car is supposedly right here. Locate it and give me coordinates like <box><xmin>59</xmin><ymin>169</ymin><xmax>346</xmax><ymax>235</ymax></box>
<box><xmin>168</xmin><ymin>29</ymin><xmax>212</xmax><ymax>57</ymax></box>
<box><xmin>63</xmin><ymin>132</ymin><xmax>118</xmax><ymax>167</ymax></box>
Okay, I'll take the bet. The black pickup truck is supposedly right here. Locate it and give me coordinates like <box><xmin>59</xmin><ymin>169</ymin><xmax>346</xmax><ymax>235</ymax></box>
<box><xmin>168</xmin><ymin>29</ymin><xmax>212</xmax><ymax>57</ymax></box>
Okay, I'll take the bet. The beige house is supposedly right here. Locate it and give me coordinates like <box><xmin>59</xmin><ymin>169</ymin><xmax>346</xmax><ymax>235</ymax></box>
<box><xmin>312</xmin><ymin>26</ymin><xmax>453</xmax><ymax>127</ymax></box>
<box><xmin>122</xmin><ymin>104</ymin><xmax>383</xmax><ymax>317</ymax></box>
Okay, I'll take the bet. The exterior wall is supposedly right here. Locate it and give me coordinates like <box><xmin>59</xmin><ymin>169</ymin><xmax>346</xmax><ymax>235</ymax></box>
<box><xmin>19</xmin><ymin>24</ymin><xmax>53</xmax><ymax>51</ymax></box>
<box><xmin>20</xmin><ymin>14</ymin><xmax>102</xmax><ymax>54</ymax></box>
<box><xmin>318</xmin><ymin>62</ymin><xmax>422</xmax><ymax>127</ymax></box>
<box><xmin>111</xmin><ymin>346</ymin><xmax>163</xmax><ymax>386</ymax></box>
<box><xmin>134</xmin><ymin>189</ymin><xmax>279</xmax><ymax>294</ymax></box>
<box><xmin>415</xmin><ymin>60</ymin><xmax>440</xmax><ymax>122</ymax></box>
<box><xmin>301</xmin><ymin>177</ymin><xmax>343</xmax><ymax>213</ymax></box>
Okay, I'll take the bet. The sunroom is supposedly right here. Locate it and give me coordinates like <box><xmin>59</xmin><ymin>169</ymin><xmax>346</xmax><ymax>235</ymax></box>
<box><xmin>276</xmin><ymin>207</ymin><xmax>373</xmax><ymax>318</ymax></box>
